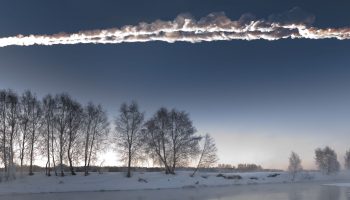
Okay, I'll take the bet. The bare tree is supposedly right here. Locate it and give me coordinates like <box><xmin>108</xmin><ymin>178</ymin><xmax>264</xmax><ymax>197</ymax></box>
<box><xmin>169</xmin><ymin>109</ymin><xmax>200</xmax><ymax>172</ymax></box>
<box><xmin>66</xmin><ymin>99</ymin><xmax>83</xmax><ymax>175</ymax></box>
<box><xmin>0</xmin><ymin>90</ymin><xmax>14</xmax><ymax>180</ymax></box>
<box><xmin>41</xmin><ymin>94</ymin><xmax>56</xmax><ymax>176</ymax></box>
<box><xmin>191</xmin><ymin>134</ymin><xmax>218</xmax><ymax>177</ymax></box>
<box><xmin>83</xmin><ymin>103</ymin><xmax>109</xmax><ymax>176</ymax></box>
<box><xmin>315</xmin><ymin>146</ymin><xmax>340</xmax><ymax>175</ymax></box>
<box><xmin>28</xmin><ymin>93</ymin><xmax>42</xmax><ymax>176</ymax></box>
<box><xmin>115</xmin><ymin>102</ymin><xmax>144</xmax><ymax>177</ymax></box>
<box><xmin>5</xmin><ymin>90</ymin><xmax>20</xmax><ymax>179</ymax></box>
<box><xmin>18</xmin><ymin>91</ymin><xmax>33</xmax><ymax>175</ymax></box>
<box><xmin>144</xmin><ymin>108</ymin><xmax>200</xmax><ymax>174</ymax></box>
<box><xmin>0</xmin><ymin>90</ymin><xmax>8</xmax><ymax>180</ymax></box>
<box><xmin>0</xmin><ymin>90</ymin><xmax>20</xmax><ymax>180</ymax></box>
<box><xmin>144</xmin><ymin>108</ymin><xmax>172</xmax><ymax>174</ymax></box>
<box><xmin>54</xmin><ymin>94</ymin><xmax>70</xmax><ymax>177</ymax></box>
<box><xmin>344</xmin><ymin>149</ymin><xmax>350</xmax><ymax>170</ymax></box>
<box><xmin>0</xmin><ymin>90</ymin><xmax>9</xmax><ymax>180</ymax></box>
<box><xmin>288</xmin><ymin>151</ymin><xmax>302</xmax><ymax>181</ymax></box>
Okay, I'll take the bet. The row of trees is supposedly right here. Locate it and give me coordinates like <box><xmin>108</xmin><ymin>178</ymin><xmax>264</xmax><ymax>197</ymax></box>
<box><xmin>0</xmin><ymin>89</ymin><xmax>110</xmax><ymax>181</ymax></box>
<box><xmin>288</xmin><ymin>146</ymin><xmax>350</xmax><ymax>181</ymax></box>
<box><xmin>1</xmin><ymin>90</ymin><xmax>219</xmax><ymax>181</ymax></box>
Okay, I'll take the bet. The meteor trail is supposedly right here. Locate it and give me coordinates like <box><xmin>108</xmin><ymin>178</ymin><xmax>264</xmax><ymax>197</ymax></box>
<box><xmin>1</xmin><ymin>7</ymin><xmax>349</xmax><ymax>47</ymax></box>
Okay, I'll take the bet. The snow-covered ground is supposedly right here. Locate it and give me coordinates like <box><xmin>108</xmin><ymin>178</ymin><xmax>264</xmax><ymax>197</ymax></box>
<box><xmin>0</xmin><ymin>171</ymin><xmax>350</xmax><ymax>195</ymax></box>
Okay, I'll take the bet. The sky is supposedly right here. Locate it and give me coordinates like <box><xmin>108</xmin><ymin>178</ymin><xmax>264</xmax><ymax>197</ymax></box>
<box><xmin>1</xmin><ymin>0</ymin><xmax>350</xmax><ymax>169</ymax></box>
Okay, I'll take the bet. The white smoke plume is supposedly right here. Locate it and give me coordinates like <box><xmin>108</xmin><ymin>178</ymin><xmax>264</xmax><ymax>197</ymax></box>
<box><xmin>0</xmin><ymin>7</ymin><xmax>349</xmax><ymax>47</ymax></box>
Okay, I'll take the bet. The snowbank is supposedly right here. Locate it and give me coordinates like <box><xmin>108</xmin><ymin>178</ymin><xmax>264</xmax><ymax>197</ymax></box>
<box><xmin>0</xmin><ymin>171</ymin><xmax>349</xmax><ymax>195</ymax></box>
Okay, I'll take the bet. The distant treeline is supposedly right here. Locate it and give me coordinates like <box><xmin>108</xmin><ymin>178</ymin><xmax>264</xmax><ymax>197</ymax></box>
<box><xmin>0</xmin><ymin>164</ymin><xmax>281</xmax><ymax>174</ymax></box>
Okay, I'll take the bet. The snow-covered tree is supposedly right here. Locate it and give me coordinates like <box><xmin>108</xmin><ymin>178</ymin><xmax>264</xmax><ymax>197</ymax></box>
<box><xmin>315</xmin><ymin>146</ymin><xmax>340</xmax><ymax>175</ymax></box>
<box><xmin>191</xmin><ymin>134</ymin><xmax>218</xmax><ymax>177</ymax></box>
<box><xmin>288</xmin><ymin>151</ymin><xmax>302</xmax><ymax>181</ymax></box>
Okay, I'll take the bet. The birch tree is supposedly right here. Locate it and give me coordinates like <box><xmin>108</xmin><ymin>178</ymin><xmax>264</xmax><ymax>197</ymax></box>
<box><xmin>192</xmin><ymin>134</ymin><xmax>218</xmax><ymax>176</ymax></box>
<box><xmin>54</xmin><ymin>94</ymin><xmax>70</xmax><ymax>176</ymax></box>
<box><xmin>66</xmin><ymin>99</ymin><xmax>83</xmax><ymax>175</ymax></box>
<box><xmin>18</xmin><ymin>91</ymin><xmax>33</xmax><ymax>175</ymax></box>
<box><xmin>288</xmin><ymin>151</ymin><xmax>302</xmax><ymax>181</ymax></box>
<box><xmin>315</xmin><ymin>146</ymin><xmax>340</xmax><ymax>175</ymax></box>
<box><xmin>5</xmin><ymin>90</ymin><xmax>20</xmax><ymax>179</ymax></box>
<box><xmin>83</xmin><ymin>103</ymin><xmax>109</xmax><ymax>176</ymax></box>
<box><xmin>115</xmin><ymin>102</ymin><xmax>144</xmax><ymax>177</ymax></box>
<box><xmin>144</xmin><ymin>108</ymin><xmax>201</xmax><ymax>174</ymax></box>
<box><xmin>0</xmin><ymin>90</ymin><xmax>7</xmax><ymax>179</ymax></box>
<box><xmin>169</xmin><ymin>109</ymin><xmax>200</xmax><ymax>171</ymax></box>
<box><xmin>28</xmin><ymin>93</ymin><xmax>42</xmax><ymax>176</ymax></box>
<box><xmin>41</xmin><ymin>94</ymin><xmax>56</xmax><ymax>176</ymax></box>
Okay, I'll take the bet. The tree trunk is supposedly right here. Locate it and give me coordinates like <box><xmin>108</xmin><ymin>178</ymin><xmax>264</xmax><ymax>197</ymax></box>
<box><xmin>67</xmin><ymin>134</ymin><xmax>76</xmax><ymax>175</ymax></box>
<box><xmin>20</xmin><ymin>123</ymin><xmax>27</xmax><ymax>175</ymax></box>
<box><xmin>68</xmin><ymin>150</ymin><xmax>75</xmax><ymax>175</ymax></box>
<box><xmin>127</xmin><ymin>146</ymin><xmax>132</xmax><ymax>177</ymax></box>
<box><xmin>191</xmin><ymin>144</ymin><xmax>205</xmax><ymax>177</ymax></box>
<box><xmin>84</xmin><ymin>129</ymin><xmax>90</xmax><ymax>176</ymax></box>
<box><xmin>46</xmin><ymin>123</ymin><xmax>51</xmax><ymax>176</ymax></box>
<box><xmin>29</xmin><ymin>129</ymin><xmax>35</xmax><ymax>176</ymax></box>
<box><xmin>9</xmin><ymin>123</ymin><xmax>15</xmax><ymax>179</ymax></box>
<box><xmin>51</xmin><ymin>128</ymin><xmax>57</xmax><ymax>176</ymax></box>
<box><xmin>2</xmin><ymin>120</ymin><xmax>7</xmax><ymax>174</ymax></box>
<box><xmin>162</xmin><ymin>136</ymin><xmax>170</xmax><ymax>174</ymax></box>
<box><xmin>60</xmin><ymin>131</ymin><xmax>64</xmax><ymax>177</ymax></box>
<box><xmin>86</xmin><ymin>131</ymin><xmax>96</xmax><ymax>176</ymax></box>
<box><xmin>172</xmin><ymin>145</ymin><xmax>176</xmax><ymax>174</ymax></box>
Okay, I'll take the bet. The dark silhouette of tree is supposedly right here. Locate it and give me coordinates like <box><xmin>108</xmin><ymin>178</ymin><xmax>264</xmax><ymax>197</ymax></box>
<box><xmin>115</xmin><ymin>102</ymin><xmax>144</xmax><ymax>177</ymax></box>
<box><xmin>83</xmin><ymin>103</ymin><xmax>109</xmax><ymax>176</ymax></box>
<box><xmin>144</xmin><ymin>108</ymin><xmax>200</xmax><ymax>174</ymax></box>
<box><xmin>315</xmin><ymin>146</ymin><xmax>340</xmax><ymax>175</ymax></box>
<box><xmin>192</xmin><ymin>134</ymin><xmax>218</xmax><ymax>177</ymax></box>
<box><xmin>41</xmin><ymin>94</ymin><xmax>56</xmax><ymax>176</ymax></box>
<box><xmin>28</xmin><ymin>93</ymin><xmax>42</xmax><ymax>176</ymax></box>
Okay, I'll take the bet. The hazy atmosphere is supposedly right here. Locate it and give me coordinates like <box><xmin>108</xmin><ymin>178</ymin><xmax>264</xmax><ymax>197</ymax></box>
<box><xmin>1</xmin><ymin>0</ymin><xmax>350</xmax><ymax>170</ymax></box>
<box><xmin>2</xmin><ymin>1</ymin><xmax>350</xmax><ymax>200</ymax></box>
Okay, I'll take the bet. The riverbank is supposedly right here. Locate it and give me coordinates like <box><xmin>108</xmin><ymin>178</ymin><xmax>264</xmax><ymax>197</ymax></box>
<box><xmin>0</xmin><ymin>171</ymin><xmax>349</xmax><ymax>195</ymax></box>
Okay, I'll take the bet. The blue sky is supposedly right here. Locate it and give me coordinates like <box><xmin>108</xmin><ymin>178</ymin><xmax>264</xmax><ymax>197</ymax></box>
<box><xmin>1</xmin><ymin>0</ymin><xmax>350</xmax><ymax>169</ymax></box>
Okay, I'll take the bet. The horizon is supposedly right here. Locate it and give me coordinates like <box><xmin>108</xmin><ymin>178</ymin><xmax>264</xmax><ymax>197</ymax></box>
<box><xmin>1</xmin><ymin>0</ymin><xmax>350</xmax><ymax>171</ymax></box>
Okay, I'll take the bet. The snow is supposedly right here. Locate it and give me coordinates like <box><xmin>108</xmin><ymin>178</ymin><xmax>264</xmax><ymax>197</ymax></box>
<box><xmin>324</xmin><ymin>182</ymin><xmax>350</xmax><ymax>187</ymax></box>
<box><xmin>0</xmin><ymin>171</ymin><xmax>350</xmax><ymax>195</ymax></box>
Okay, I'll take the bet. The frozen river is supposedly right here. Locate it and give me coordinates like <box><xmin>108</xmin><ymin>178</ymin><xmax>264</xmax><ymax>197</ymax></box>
<box><xmin>2</xmin><ymin>181</ymin><xmax>350</xmax><ymax>200</ymax></box>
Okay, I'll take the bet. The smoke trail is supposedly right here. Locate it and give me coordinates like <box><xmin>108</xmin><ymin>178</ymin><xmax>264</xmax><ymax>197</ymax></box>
<box><xmin>0</xmin><ymin>7</ymin><xmax>349</xmax><ymax>47</ymax></box>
